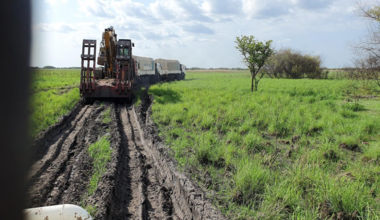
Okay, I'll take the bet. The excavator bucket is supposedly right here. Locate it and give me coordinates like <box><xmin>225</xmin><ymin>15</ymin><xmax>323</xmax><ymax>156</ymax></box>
<box><xmin>80</xmin><ymin>40</ymin><xmax>96</xmax><ymax>95</ymax></box>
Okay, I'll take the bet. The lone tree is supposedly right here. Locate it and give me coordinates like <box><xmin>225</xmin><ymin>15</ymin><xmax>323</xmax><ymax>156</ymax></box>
<box><xmin>351</xmin><ymin>3</ymin><xmax>380</xmax><ymax>58</ymax></box>
<box><xmin>348</xmin><ymin>2</ymin><xmax>380</xmax><ymax>91</ymax></box>
<box><xmin>235</xmin><ymin>35</ymin><xmax>274</xmax><ymax>92</ymax></box>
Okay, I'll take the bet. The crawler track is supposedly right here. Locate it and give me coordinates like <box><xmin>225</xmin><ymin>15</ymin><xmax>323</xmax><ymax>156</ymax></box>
<box><xmin>27</xmin><ymin>100</ymin><xmax>225</xmax><ymax>219</ymax></box>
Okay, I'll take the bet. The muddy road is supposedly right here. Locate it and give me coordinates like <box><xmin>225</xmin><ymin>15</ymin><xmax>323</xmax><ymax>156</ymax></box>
<box><xmin>27</xmin><ymin>99</ymin><xmax>224</xmax><ymax>220</ymax></box>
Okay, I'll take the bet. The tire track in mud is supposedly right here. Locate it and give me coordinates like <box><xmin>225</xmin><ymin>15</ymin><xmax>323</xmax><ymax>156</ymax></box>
<box><xmin>28</xmin><ymin>105</ymin><xmax>90</xmax><ymax>182</ymax></box>
<box><xmin>27</xmin><ymin>102</ymin><xmax>115</xmax><ymax>207</ymax></box>
<box><xmin>45</xmin><ymin>102</ymin><xmax>101</xmax><ymax>206</ymax></box>
<box><xmin>134</xmin><ymin>93</ymin><xmax>226</xmax><ymax>220</ymax></box>
<box><xmin>27</xmin><ymin>100</ymin><xmax>225</xmax><ymax>220</ymax></box>
<box><xmin>115</xmin><ymin>105</ymin><xmax>175</xmax><ymax>220</ymax></box>
<box><xmin>27</xmin><ymin>105</ymin><xmax>94</xmax><ymax>207</ymax></box>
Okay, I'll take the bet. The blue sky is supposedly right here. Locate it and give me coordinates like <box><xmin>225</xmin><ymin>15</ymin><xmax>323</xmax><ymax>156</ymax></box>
<box><xmin>31</xmin><ymin>0</ymin><xmax>375</xmax><ymax>68</ymax></box>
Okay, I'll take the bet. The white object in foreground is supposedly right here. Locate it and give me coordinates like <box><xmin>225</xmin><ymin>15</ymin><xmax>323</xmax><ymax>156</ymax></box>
<box><xmin>24</xmin><ymin>204</ymin><xmax>92</xmax><ymax>220</ymax></box>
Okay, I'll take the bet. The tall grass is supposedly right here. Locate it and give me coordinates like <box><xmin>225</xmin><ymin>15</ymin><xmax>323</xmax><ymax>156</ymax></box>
<box><xmin>149</xmin><ymin>71</ymin><xmax>380</xmax><ymax>219</ymax></box>
<box><xmin>30</xmin><ymin>88</ymin><xmax>79</xmax><ymax>137</ymax></box>
<box><xmin>30</xmin><ymin>69</ymin><xmax>80</xmax><ymax>137</ymax></box>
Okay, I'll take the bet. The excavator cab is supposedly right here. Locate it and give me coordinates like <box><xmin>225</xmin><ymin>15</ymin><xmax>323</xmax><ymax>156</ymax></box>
<box><xmin>116</xmin><ymin>39</ymin><xmax>134</xmax><ymax>62</ymax></box>
<box><xmin>119</xmin><ymin>48</ymin><xmax>128</xmax><ymax>57</ymax></box>
<box><xmin>114</xmin><ymin>39</ymin><xmax>136</xmax><ymax>101</ymax></box>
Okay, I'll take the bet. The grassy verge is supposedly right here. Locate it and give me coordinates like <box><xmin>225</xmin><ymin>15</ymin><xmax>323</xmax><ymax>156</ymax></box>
<box><xmin>31</xmin><ymin>69</ymin><xmax>79</xmax><ymax>93</ymax></box>
<box><xmin>148</xmin><ymin>71</ymin><xmax>380</xmax><ymax>219</ymax></box>
<box><xmin>30</xmin><ymin>69</ymin><xmax>80</xmax><ymax>137</ymax></box>
<box><xmin>30</xmin><ymin>88</ymin><xmax>80</xmax><ymax>137</ymax></box>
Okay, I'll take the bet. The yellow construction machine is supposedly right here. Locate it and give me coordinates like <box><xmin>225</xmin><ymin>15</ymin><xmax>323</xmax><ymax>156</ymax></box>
<box><xmin>97</xmin><ymin>26</ymin><xmax>117</xmax><ymax>78</ymax></box>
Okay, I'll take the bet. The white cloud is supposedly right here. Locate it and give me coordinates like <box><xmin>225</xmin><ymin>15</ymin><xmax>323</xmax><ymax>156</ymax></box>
<box><xmin>36</xmin><ymin>22</ymin><xmax>76</xmax><ymax>33</ymax></box>
<box><xmin>32</xmin><ymin>0</ymin><xmax>372</xmax><ymax>68</ymax></box>
<box><xmin>45</xmin><ymin>0</ymin><xmax>68</xmax><ymax>6</ymax></box>
<box><xmin>241</xmin><ymin>0</ymin><xmax>340</xmax><ymax>19</ymax></box>
<box><xmin>182</xmin><ymin>23</ymin><xmax>215</xmax><ymax>34</ymax></box>
<box><xmin>77</xmin><ymin>0</ymin><xmax>114</xmax><ymax>17</ymax></box>
<box><xmin>202</xmin><ymin>0</ymin><xmax>242</xmax><ymax>15</ymax></box>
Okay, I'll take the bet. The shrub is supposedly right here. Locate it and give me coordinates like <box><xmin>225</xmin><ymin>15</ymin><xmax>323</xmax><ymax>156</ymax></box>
<box><xmin>343</xmin><ymin>55</ymin><xmax>380</xmax><ymax>93</ymax></box>
<box><xmin>264</xmin><ymin>48</ymin><xmax>329</xmax><ymax>79</ymax></box>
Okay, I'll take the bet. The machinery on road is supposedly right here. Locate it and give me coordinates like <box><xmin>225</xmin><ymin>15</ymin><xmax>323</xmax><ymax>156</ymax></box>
<box><xmin>80</xmin><ymin>27</ymin><xmax>136</xmax><ymax>103</ymax></box>
<box><xmin>80</xmin><ymin>26</ymin><xmax>186</xmax><ymax>103</ymax></box>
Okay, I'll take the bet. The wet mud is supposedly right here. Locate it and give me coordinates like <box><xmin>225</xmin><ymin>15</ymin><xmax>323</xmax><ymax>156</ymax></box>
<box><xmin>27</xmin><ymin>95</ymin><xmax>225</xmax><ymax>219</ymax></box>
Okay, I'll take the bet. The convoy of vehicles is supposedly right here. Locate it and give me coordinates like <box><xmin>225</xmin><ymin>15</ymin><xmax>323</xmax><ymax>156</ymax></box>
<box><xmin>80</xmin><ymin>26</ymin><xmax>186</xmax><ymax>103</ymax></box>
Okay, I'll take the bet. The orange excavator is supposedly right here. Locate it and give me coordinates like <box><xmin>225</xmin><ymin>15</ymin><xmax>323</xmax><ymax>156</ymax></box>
<box><xmin>97</xmin><ymin>26</ymin><xmax>117</xmax><ymax>78</ymax></box>
<box><xmin>80</xmin><ymin>26</ymin><xmax>136</xmax><ymax>103</ymax></box>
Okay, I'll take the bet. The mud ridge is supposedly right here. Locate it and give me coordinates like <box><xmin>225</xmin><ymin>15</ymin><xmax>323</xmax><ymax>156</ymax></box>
<box><xmin>27</xmin><ymin>103</ymin><xmax>96</xmax><ymax>207</ymax></box>
<box><xmin>27</xmin><ymin>94</ymin><xmax>224</xmax><ymax>219</ymax></box>
<box><xmin>27</xmin><ymin>102</ymin><xmax>115</xmax><ymax>210</ymax></box>
<box><xmin>53</xmin><ymin>102</ymin><xmax>111</xmax><ymax>207</ymax></box>
<box><xmin>85</xmin><ymin>103</ymin><xmax>126</xmax><ymax>220</ymax></box>
<box><xmin>134</xmin><ymin>92</ymin><xmax>226</xmax><ymax>220</ymax></box>
<box><xmin>31</xmin><ymin>101</ymin><xmax>83</xmax><ymax>163</ymax></box>
<box><xmin>28</xmin><ymin>104</ymin><xmax>91</xmax><ymax>184</ymax></box>
<box><xmin>106</xmin><ymin>105</ymin><xmax>179</xmax><ymax>219</ymax></box>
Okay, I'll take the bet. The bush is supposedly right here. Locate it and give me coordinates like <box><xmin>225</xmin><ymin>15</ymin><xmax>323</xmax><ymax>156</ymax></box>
<box><xmin>43</xmin><ymin>65</ymin><xmax>56</xmax><ymax>69</ymax></box>
<box><xmin>263</xmin><ymin>49</ymin><xmax>329</xmax><ymax>79</ymax></box>
<box><xmin>343</xmin><ymin>55</ymin><xmax>380</xmax><ymax>93</ymax></box>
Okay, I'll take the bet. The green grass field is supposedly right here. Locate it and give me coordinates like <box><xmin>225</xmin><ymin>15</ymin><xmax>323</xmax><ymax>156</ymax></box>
<box><xmin>29</xmin><ymin>68</ymin><xmax>380</xmax><ymax>219</ymax></box>
<box><xmin>31</xmin><ymin>69</ymin><xmax>80</xmax><ymax>92</ymax></box>
<box><xmin>30</xmin><ymin>69</ymin><xmax>80</xmax><ymax>137</ymax></box>
<box><xmin>148</xmin><ymin>71</ymin><xmax>380</xmax><ymax>219</ymax></box>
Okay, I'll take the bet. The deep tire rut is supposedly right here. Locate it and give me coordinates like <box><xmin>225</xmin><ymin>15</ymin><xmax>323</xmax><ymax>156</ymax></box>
<box><xmin>28</xmin><ymin>105</ymin><xmax>90</xmax><ymax>183</ymax></box>
<box><xmin>27</xmin><ymin>105</ymin><xmax>93</xmax><ymax>207</ymax></box>
<box><xmin>117</xmin><ymin>106</ymin><xmax>175</xmax><ymax>220</ymax></box>
<box><xmin>27</xmin><ymin>100</ymin><xmax>225</xmax><ymax>220</ymax></box>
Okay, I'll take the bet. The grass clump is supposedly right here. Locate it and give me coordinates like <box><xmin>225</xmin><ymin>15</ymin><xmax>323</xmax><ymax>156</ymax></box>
<box><xmin>81</xmin><ymin>134</ymin><xmax>112</xmax><ymax>217</ymax></box>
<box><xmin>102</xmin><ymin>108</ymin><xmax>111</xmax><ymax>124</ymax></box>
<box><xmin>343</xmin><ymin>102</ymin><xmax>366</xmax><ymax>112</ymax></box>
<box><xmin>88</xmin><ymin>136</ymin><xmax>112</xmax><ymax>195</ymax></box>
<box><xmin>84</xmin><ymin>205</ymin><xmax>97</xmax><ymax>217</ymax></box>
<box><xmin>148</xmin><ymin>71</ymin><xmax>380</xmax><ymax>219</ymax></box>
<box><xmin>134</xmin><ymin>87</ymin><xmax>146</xmax><ymax>107</ymax></box>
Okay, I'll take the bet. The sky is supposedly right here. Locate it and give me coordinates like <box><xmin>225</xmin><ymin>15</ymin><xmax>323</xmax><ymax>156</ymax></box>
<box><xmin>31</xmin><ymin>0</ymin><xmax>376</xmax><ymax>68</ymax></box>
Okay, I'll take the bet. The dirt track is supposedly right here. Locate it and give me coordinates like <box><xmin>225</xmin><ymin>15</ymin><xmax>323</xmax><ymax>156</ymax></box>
<box><xmin>27</xmin><ymin>96</ymin><xmax>225</xmax><ymax>219</ymax></box>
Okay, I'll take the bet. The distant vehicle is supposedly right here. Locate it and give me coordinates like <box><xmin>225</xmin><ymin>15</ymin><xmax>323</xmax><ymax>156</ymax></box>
<box><xmin>133</xmin><ymin>55</ymin><xmax>158</xmax><ymax>85</ymax></box>
<box><xmin>155</xmin><ymin>59</ymin><xmax>186</xmax><ymax>81</ymax></box>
